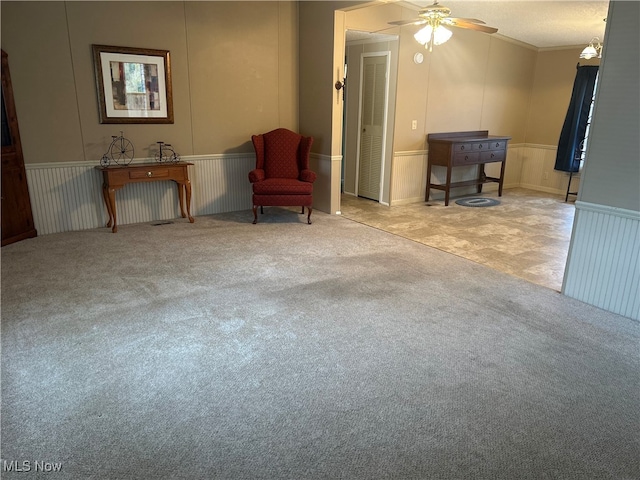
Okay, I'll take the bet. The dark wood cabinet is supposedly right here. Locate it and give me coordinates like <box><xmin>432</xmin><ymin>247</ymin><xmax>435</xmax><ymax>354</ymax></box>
<box><xmin>426</xmin><ymin>130</ymin><xmax>511</xmax><ymax>206</ymax></box>
<box><xmin>1</xmin><ymin>49</ymin><xmax>37</xmax><ymax>246</ymax></box>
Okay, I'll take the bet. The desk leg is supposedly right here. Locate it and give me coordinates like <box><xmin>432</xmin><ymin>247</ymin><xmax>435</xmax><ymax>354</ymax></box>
<box><xmin>444</xmin><ymin>166</ymin><xmax>452</xmax><ymax>206</ymax></box>
<box><xmin>478</xmin><ymin>164</ymin><xmax>486</xmax><ymax>194</ymax></box>
<box><xmin>106</xmin><ymin>187</ymin><xmax>118</xmax><ymax>233</ymax></box>
<box><xmin>498</xmin><ymin>160</ymin><xmax>506</xmax><ymax>196</ymax></box>
<box><xmin>425</xmin><ymin>162</ymin><xmax>432</xmax><ymax>202</ymax></box>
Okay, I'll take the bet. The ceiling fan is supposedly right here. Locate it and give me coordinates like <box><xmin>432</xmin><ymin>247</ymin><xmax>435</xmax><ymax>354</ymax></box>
<box><xmin>388</xmin><ymin>1</ymin><xmax>498</xmax><ymax>52</ymax></box>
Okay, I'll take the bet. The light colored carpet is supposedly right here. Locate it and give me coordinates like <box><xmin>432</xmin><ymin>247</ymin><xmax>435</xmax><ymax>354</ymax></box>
<box><xmin>1</xmin><ymin>208</ymin><xmax>638</xmax><ymax>479</ymax></box>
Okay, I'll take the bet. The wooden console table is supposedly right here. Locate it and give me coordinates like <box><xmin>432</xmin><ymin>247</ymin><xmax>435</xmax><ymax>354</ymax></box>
<box><xmin>426</xmin><ymin>131</ymin><xmax>511</xmax><ymax>206</ymax></box>
<box><xmin>95</xmin><ymin>162</ymin><xmax>194</xmax><ymax>233</ymax></box>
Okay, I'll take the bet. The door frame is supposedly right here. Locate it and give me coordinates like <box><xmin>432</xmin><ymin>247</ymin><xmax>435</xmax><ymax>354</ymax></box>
<box><xmin>354</xmin><ymin>50</ymin><xmax>391</xmax><ymax>204</ymax></box>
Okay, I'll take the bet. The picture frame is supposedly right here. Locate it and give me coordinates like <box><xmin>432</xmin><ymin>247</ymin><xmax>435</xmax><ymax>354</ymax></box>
<box><xmin>92</xmin><ymin>45</ymin><xmax>173</xmax><ymax>124</ymax></box>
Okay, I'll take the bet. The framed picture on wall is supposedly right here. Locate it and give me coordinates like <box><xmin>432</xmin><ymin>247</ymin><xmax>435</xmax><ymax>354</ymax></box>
<box><xmin>92</xmin><ymin>45</ymin><xmax>173</xmax><ymax>124</ymax></box>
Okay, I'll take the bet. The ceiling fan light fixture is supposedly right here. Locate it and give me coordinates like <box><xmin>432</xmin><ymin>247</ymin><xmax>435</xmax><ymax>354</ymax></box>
<box><xmin>433</xmin><ymin>25</ymin><xmax>452</xmax><ymax>45</ymax></box>
<box><xmin>580</xmin><ymin>37</ymin><xmax>602</xmax><ymax>59</ymax></box>
<box><xmin>414</xmin><ymin>25</ymin><xmax>433</xmax><ymax>46</ymax></box>
<box><xmin>414</xmin><ymin>24</ymin><xmax>452</xmax><ymax>50</ymax></box>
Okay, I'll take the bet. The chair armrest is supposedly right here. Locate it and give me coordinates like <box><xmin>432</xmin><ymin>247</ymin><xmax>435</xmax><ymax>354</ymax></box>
<box><xmin>299</xmin><ymin>169</ymin><xmax>317</xmax><ymax>183</ymax></box>
<box><xmin>248</xmin><ymin>169</ymin><xmax>265</xmax><ymax>183</ymax></box>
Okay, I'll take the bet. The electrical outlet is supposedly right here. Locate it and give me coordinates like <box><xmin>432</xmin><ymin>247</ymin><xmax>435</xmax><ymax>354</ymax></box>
<box><xmin>543</xmin><ymin>172</ymin><xmax>549</xmax><ymax>180</ymax></box>
<box><xmin>411</xmin><ymin>120</ymin><xmax>417</xmax><ymax>130</ymax></box>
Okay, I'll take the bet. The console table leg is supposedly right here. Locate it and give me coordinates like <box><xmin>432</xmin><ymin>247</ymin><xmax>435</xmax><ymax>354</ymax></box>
<box><xmin>107</xmin><ymin>187</ymin><xmax>118</xmax><ymax>233</ymax></box>
<box><xmin>101</xmin><ymin>185</ymin><xmax>113</xmax><ymax>228</ymax></box>
<box><xmin>177</xmin><ymin>182</ymin><xmax>187</xmax><ymax>218</ymax></box>
<box><xmin>184</xmin><ymin>179</ymin><xmax>194</xmax><ymax>223</ymax></box>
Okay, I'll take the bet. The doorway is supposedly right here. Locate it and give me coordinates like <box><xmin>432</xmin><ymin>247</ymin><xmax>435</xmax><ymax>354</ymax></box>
<box><xmin>342</xmin><ymin>31</ymin><xmax>398</xmax><ymax>206</ymax></box>
<box><xmin>357</xmin><ymin>53</ymin><xmax>389</xmax><ymax>201</ymax></box>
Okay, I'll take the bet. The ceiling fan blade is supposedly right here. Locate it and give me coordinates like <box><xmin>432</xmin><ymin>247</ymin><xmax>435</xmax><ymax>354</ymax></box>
<box><xmin>446</xmin><ymin>17</ymin><xmax>486</xmax><ymax>25</ymax></box>
<box><xmin>388</xmin><ymin>18</ymin><xmax>427</xmax><ymax>27</ymax></box>
<box><xmin>447</xmin><ymin>20</ymin><xmax>498</xmax><ymax>34</ymax></box>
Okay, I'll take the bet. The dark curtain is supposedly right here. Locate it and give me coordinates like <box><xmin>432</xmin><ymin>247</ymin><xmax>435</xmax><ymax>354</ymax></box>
<box><xmin>554</xmin><ymin>65</ymin><xmax>599</xmax><ymax>172</ymax></box>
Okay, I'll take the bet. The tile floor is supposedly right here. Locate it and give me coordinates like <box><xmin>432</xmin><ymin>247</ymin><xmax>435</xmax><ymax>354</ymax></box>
<box><xmin>339</xmin><ymin>188</ymin><xmax>576</xmax><ymax>292</ymax></box>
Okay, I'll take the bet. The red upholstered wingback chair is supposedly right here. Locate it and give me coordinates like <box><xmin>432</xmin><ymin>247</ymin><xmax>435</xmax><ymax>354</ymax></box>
<box><xmin>248</xmin><ymin>128</ymin><xmax>316</xmax><ymax>224</ymax></box>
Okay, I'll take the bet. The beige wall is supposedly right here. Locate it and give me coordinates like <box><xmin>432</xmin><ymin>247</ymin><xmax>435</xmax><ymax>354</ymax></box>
<box><xmin>526</xmin><ymin>48</ymin><xmax>599</xmax><ymax>145</ymax></box>
<box><xmin>298</xmin><ymin>2</ymin><xmax>340</xmax><ymax>155</ymax></box>
<box><xmin>1</xmin><ymin>1</ymin><xmax>298</xmax><ymax>164</ymax></box>
<box><xmin>1</xmin><ymin>2</ymin><xmax>85</xmax><ymax>164</ymax></box>
<box><xmin>394</xmin><ymin>29</ymin><xmax>537</xmax><ymax>150</ymax></box>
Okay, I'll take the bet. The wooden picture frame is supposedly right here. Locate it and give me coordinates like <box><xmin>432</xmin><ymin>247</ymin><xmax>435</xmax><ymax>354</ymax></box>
<box><xmin>92</xmin><ymin>45</ymin><xmax>173</xmax><ymax>124</ymax></box>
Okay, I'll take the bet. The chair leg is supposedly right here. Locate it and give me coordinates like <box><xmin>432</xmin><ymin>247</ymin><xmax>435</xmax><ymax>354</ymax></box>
<box><xmin>252</xmin><ymin>206</ymin><xmax>258</xmax><ymax>224</ymax></box>
<box><xmin>307</xmin><ymin>206</ymin><xmax>312</xmax><ymax>225</ymax></box>
<box><xmin>260</xmin><ymin>206</ymin><xmax>264</xmax><ymax>214</ymax></box>
<box><xmin>301</xmin><ymin>206</ymin><xmax>305</xmax><ymax>214</ymax></box>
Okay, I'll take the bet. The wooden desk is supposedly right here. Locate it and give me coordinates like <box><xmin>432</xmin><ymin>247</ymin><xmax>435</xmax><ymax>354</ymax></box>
<box><xmin>95</xmin><ymin>162</ymin><xmax>194</xmax><ymax>233</ymax></box>
<box><xmin>426</xmin><ymin>131</ymin><xmax>511</xmax><ymax>206</ymax></box>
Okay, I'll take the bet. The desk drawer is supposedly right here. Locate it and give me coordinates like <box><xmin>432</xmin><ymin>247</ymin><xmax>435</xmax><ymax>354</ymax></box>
<box><xmin>453</xmin><ymin>142</ymin><xmax>491</xmax><ymax>152</ymax></box>
<box><xmin>453</xmin><ymin>152</ymin><xmax>480</xmax><ymax>166</ymax></box>
<box><xmin>471</xmin><ymin>142</ymin><xmax>490</xmax><ymax>151</ymax></box>
<box><xmin>453</xmin><ymin>143</ymin><xmax>473</xmax><ymax>153</ymax></box>
<box><xmin>129</xmin><ymin>168</ymin><xmax>170</xmax><ymax>180</ymax></box>
<box><xmin>489</xmin><ymin>141</ymin><xmax>507</xmax><ymax>151</ymax></box>
<box><xmin>480</xmin><ymin>150</ymin><xmax>505</xmax><ymax>163</ymax></box>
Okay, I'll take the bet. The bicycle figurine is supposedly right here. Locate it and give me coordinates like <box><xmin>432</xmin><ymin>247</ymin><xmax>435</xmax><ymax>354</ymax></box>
<box><xmin>155</xmin><ymin>141</ymin><xmax>180</xmax><ymax>163</ymax></box>
<box><xmin>100</xmin><ymin>131</ymin><xmax>134</xmax><ymax>167</ymax></box>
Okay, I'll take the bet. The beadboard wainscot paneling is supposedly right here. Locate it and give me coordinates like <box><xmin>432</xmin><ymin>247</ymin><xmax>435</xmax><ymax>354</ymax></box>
<box><xmin>563</xmin><ymin>201</ymin><xmax>640</xmax><ymax>320</ymax></box>
<box><xmin>26</xmin><ymin>162</ymin><xmax>105</xmax><ymax>235</ymax></box>
<box><xmin>189</xmin><ymin>154</ymin><xmax>254</xmax><ymax>216</ymax></box>
<box><xmin>390</xmin><ymin>150</ymin><xmax>427</xmax><ymax>206</ymax></box>
<box><xmin>25</xmin><ymin>154</ymin><xmax>255</xmax><ymax>235</ymax></box>
<box><xmin>519</xmin><ymin>144</ymin><xmax>579</xmax><ymax>196</ymax></box>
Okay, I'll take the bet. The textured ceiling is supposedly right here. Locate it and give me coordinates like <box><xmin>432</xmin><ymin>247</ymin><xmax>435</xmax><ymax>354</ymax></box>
<box><xmin>346</xmin><ymin>1</ymin><xmax>610</xmax><ymax>49</ymax></box>
<box><xmin>404</xmin><ymin>0</ymin><xmax>609</xmax><ymax>48</ymax></box>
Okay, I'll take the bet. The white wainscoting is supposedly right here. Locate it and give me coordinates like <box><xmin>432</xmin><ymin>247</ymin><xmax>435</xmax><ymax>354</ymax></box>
<box><xmin>519</xmin><ymin>144</ymin><xmax>578</xmax><ymax>196</ymax></box>
<box><xmin>390</xmin><ymin>151</ymin><xmax>427</xmax><ymax>205</ymax></box>
<box><xmin>25</xmin><ymin>145</ymin><xmax>575</xmax><ymax>235</ymax></box>
<box><xmin>26</xmin><ymin>154</ymin><xmax>254</xmax><ymax>236</ymax></box>
<box><xmin>563</xmin><ymin>202</ymin><xmax>639</xmax><ymax>320</ymax></box>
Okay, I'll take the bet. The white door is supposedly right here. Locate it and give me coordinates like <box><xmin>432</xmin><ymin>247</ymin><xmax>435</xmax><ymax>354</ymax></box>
<box><xmin>357</xmin><ymin>54</ymin><xmax>388</xmax><ymax>201</ymax></box>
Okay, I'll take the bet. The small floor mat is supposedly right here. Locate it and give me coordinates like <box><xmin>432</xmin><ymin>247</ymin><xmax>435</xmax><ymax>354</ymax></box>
<box><xmin>455</xmin><ymin>197</ymin><xmax>501</xmax><ymax>207</ymax></box>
